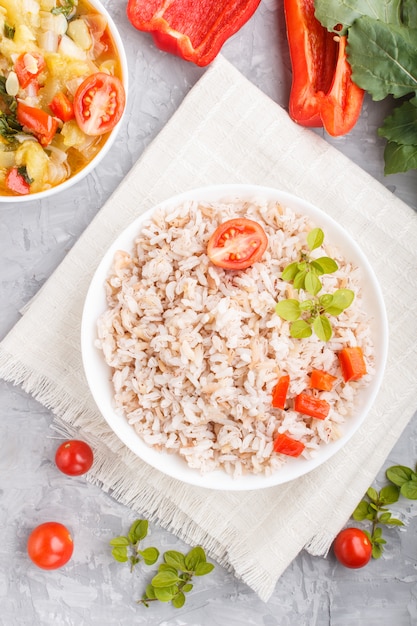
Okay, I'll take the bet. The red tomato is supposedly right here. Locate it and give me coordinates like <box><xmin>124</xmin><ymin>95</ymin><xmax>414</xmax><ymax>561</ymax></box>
<box><xmin>27</xmin><ymin>522</ymin><xmax>74</xmax><ymax>570</ymax></box>
<box><xmin>17</xmin><ymin>101</ymin><xmax>58</xmax><ymax>146</ymax></box>
<box><xmin>5</xmin><ymin>167</ymin><xmax>30</xmax><ymax>195</ymax></box>
<box><xmin>14</xmin><ymin>52</ymin><xmax>45</xmax><ymax>89</ymax></box>
<box><xmin>49</xmin><ymin>91</ymin><xmax>74</xmax><ymax>122</ymax></box>
<box><xmin>55</xmin><ymin>440</ymin><xmax>94</xmax><ymax>476</ymax></box>
<box><xmin>73</xmin><ymin>72</ymin><xmax>125</xmax><ymax>136</ymax></box>
<box><xmin>333</xmin><ymin>527</ymin><xmax>372</xmax><ymax>568</ymax></box>
<box><xmin>207</xmin><ymin>218</ymin><xmax>268</xmax><ymax>270</ymax></box>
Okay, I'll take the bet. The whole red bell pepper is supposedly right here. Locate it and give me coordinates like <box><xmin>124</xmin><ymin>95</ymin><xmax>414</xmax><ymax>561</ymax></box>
<box><xmin>283</xmin><ymin>0</ymin><xmax>364</xmax><ymax>136</ymax></box>
<box><xmin>126</xmin><ymin>0</ymin><xmax>261</xmax><ymax>67</ymax></box>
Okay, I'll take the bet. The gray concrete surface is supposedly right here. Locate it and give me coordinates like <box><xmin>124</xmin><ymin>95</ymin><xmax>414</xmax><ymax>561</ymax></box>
<box><xmin>1</xmin><ymin>1</ymin><xmax>417</xmax><ymax>624</ymax></box>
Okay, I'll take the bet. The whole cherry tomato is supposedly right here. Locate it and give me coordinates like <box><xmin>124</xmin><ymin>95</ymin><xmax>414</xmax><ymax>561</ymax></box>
<box><xmin>27</xmin><ymin>522</ymin><xmax>74</xmax><ymax>570</ymax></box>
<box><xmin>333</xmin><ymin>527</ymin><xmax>372</xmax><ymax>568</ymax></box>
<box><xmin>55</xmin><ymin>439</ymin><xmax>94</xmax><ymax>476</ymax></box>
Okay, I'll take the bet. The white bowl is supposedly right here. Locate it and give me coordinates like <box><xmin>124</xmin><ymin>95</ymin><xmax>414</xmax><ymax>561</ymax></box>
<box><xmin>0</xmin><ymin>0</ymin><xmax>128</xmax><ymax>203</ymax></box>
<box><xmin>81</xmin><ymin>184</ymin><xmax>389</xmax><ymax>490</ymax></box>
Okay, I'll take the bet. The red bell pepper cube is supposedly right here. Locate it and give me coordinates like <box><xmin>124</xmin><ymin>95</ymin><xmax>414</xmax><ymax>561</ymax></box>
<box><xmin>126</xmin><ymin>0</ymin><xmax>262</xmax><ymax>67</ymax></box>
<box><xmin>283</xmin><ymin>0</ymin><xmax>364</xmax><ymax>136</ymax></box>
<box><xmin>272</xmin><ymin>374</ymin><xmax>290</xmax><ymax>409</ymax></box>
<box><xmin>310</xmin><ymin>369</ymin><xmax>337</xmax><ymax>391</ymax></box>
<box><xmin>273</xmin><ymin>433</ymin><xmax>305</xmax><ymax>457</ymax></box>
<box><xmin>338</xmin><ymin>347</ymin><xmax>367</xmax><ymax>382</ymax></box>
<box><xmin>294</xmin><ymin>392</ymin><xmax>330</xmax><ymax>420</ymax></box>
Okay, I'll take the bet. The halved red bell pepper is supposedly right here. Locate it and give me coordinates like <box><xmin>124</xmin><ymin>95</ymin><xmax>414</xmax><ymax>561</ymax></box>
<box><xmin>283</xmin><ymin>0</ymin><xmax>364</xmax><ymax>136</ymax></box>
<box><xmin>126</xmin><ymin>0</ymin><xmax>261</xmax><ymax>67</ymax></box>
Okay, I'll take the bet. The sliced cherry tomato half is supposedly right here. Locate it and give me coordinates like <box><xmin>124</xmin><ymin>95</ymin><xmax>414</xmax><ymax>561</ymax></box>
<box><xmin>17</xmin><ymin>101</ymin><xmax>58</xmax><ymax>146</ymax></box>
<box><xmin>207</xmin><ymin>218</ymin><xmax>268</xmax><ymax>270</ymax></box>
<box><xmin>14</xmin><ymin>52</ymin><xmax>46</xmax><ymax>89</ymax></box>
<box><xmin>27</xmin><ymin>522</ymin><xmax>74</xmax><ymax>570</ymax></box>
<box><xmin>55</xmin><ymin>439</ymin><xmax>94</xmax><ymax>476</ymax></box>
<box><xmin>333</xmin><ymin>527</ymin><xmax>372</xmax><ymax>568</ymax></box>
<box><xmin>73</xmin><ymin>72</ymin><xmax>125</xmax><ymax>136</ymax></box>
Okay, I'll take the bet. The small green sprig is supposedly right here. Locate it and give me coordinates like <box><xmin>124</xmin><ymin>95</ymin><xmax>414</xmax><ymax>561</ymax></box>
<box><xmin>139</xmin><ymin>547</ymin><xmax>214</xmax><ymax>608</ymax></box>
<box><xmin>275</xmin><ymin>227</ymin><xmax>354</xmax><ymax>341</ymax></box>
<box><xmin>352</xmin><ymin>485</ymin><xmax>403</xmax><ymax>558</ymax></box>
<box><xmin>351</xmin><ymin>462</ymin><xmax>417</xmax><ymax>559</ymax></box>
<box><xmin>110</xmin><ymin>519</ymin><xmax>159</xmax><ymax>572</ymax></box>
<box><xmin>110</xmin><ymin>519</ymin><xmax>215</xmax><ymax>609</ymax></box>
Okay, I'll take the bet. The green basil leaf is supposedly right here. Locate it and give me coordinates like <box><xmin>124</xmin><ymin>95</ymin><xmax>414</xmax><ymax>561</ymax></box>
<box><xmin>128</xmin><ymin>519</ymin><xmax>148</xmax><ymax>544</ymax></box>
<box><xmin>109</xmin><ymin>536</ymin><xmax>130</xmax><ymax>547</ymax></box>
<box><xmin>164</xmin><ymin>550</ymin><xmax>187</xmax><ymax>571</ymax></box>
<box><xmin>386</xmin><ymin>465</ymin><xmax>414</xmax><ymax>486</ymax></box>
<box><xmin>352</xmin><ymin>500</ymin><xmax>373</xmax><ymax>521</ymax></box>
<box><xmin>195</xmin><ymin>562</ymin><xmax>215</xmax><ymax>576</ymax></box>
<box><xmin>305</xmin><ymin>271</ymin><xmax>322</xmax><ymax>296</ymax></box>
<box><xmin>401</xmin><ymin>480</ymin><xmax>417</xmax><ymax>499</ymax></box>
<box><xmin>139</xmin><ymin>546</ymin><xmax>160</xmax><ymax>565</ymax></box>
<box><xmin>372</xmin><ymin>543</ymin><xmax>384</xmax><ymax>559</ymax></box>
<box><xmin>282</xmin><ymin>261</ymin><xmax>299</xmax><ymax>282</ymax></box>
<box><xmin>172</xmin><ymin>591</ymin><xmax>186</xmax><ymax>608</ymax></box>
<box><xmin>182</xmin><ymin>583</ymin><xmax>193</xmax><ymax>593</ymax></box>
<box><xmin>290</xmin><ymin>320</ymin><xmax>312</xmax><ymax>339</ymax></box>
<box><xmin>379</xmin><ymin>484</ymin><xmax>400</xmax><ymax>504</ymax></box>
<box><xmin>154</xmin><ymin>585</ymin><xmax>178</xmax><ymax>602</ymax></box>
<box><xmin>275</xmin><ymin>299</ymin><xmax>301</xmax><ymax>321</ymax></box>
<box><xmin>111</xmin><ymin>547</ymin><xmax>128</xmax><ymax>563</ymax></box>
<box><xmin>307</xmin><ymin>227</ymin><xmax>324</xmax><ymax>251</ymax></box>
<box><xmin>293</xmin><ymin>269</ymin><xmax>307</xmax><ymax>291</ymax></box>
<box><xmin>312</xmin><ymin>256</ymin><xmax>338</xmax><ymax>274</ymax></box>
<box><xmin>312</xmin><ymin>315</ymin><xmax>332</xmax><ymax>341</ymax></box>
<box><xmin>385</xmin><ymin>517</ymin><xmax>404</xmax><ymax>526</ymax></box>
<box><xmin>185</xmin><ymin>546</ymin><xmax>206</xmax><ymax>571</ymax></box>
<box><xmin>366</xmin><ymin>487</ymin><xmax>379</xmax><ymax>503</ymax></box>
<box><xmin>299</xmin><ymin>299</ymin><xmax>314</xmax><ymax>312</ymax></box>
<box><xmin>152</xmin><ymin>570</ymin><xmax>181</xmax><ymax>588</ymax></box>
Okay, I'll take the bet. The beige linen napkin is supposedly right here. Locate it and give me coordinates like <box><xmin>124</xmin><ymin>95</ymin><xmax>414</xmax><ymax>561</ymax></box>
<box><xmin>1</xmin><ymin>56</ymin><xmax>417</xmax><ymax>602</ymax></box>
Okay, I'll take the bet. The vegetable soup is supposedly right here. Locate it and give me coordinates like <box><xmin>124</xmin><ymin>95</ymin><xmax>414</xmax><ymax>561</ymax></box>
<box><xmin>0</xmin><ymin>0</ymin><xmax>125</xmax><ymax>196</ymax></box>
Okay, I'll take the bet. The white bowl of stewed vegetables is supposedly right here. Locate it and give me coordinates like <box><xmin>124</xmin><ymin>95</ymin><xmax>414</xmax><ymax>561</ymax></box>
<box><xmin>0</xmin><ymin>0</ymin><xmax>128</xmax><ymax>201</ymax></box>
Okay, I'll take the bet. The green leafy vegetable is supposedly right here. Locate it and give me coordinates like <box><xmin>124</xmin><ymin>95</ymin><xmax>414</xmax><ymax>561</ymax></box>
<box><xmin>275</xmin><ymin>228</ymin><xmax>354</xmax><ymax>341</ymax></box>
<box><xmin>314</xmin><ymin>0</ymin><xmax>417</xmax><ymax>174</ymax></box>
<box><xmin>4</xmin><ymin>23</ymin><xmax>15</xmax><ymax>39</ymax></box>
<box><xmin>109</xmin><ymin>519</ymin><xmax>159</xmax><ymax>572</ymax></box>
<box><xmin>17</xmin><ymin>166</ymin><xmax>33</xmax><ymax>185</ymax></box>
<box><xmin>110</xmin><ymin>519</ymin><xmax>215</xmax><ymax>609</ymax></box>
<box><xmin>51</xmin><ymin>0</ymin><xmax>76</xmax><ymax>17</ymax></box>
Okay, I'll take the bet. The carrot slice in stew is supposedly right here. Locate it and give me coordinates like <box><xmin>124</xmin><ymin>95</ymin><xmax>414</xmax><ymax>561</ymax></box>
<box><xmin>338</xmin><ymin>347</ymin><xmax>367</xmax><ymax>382</ymax></box>
<box><xmin>310</xmin><ymin>369</ymin><xmax>337</xmax><ymax>391</ymax></box>
<box><xmin>294</xmin><ymin>393</ymin><xmax>330</xmax><ymax>420</ymax></box>
<box><xmin>272</xmin><ymin>374</ymin><xmax>290</xmax><ymax>409</ymax></box>
<box><xmin>273</xmin><ymin>433</ymin><xmax>305</xmax><ymax>457</ymax></box>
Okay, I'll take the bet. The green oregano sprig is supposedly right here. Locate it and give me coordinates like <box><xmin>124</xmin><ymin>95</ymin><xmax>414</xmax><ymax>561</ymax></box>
<box><xmin>351</xmin><ymin>462</ymin><xmax>417</xmax><ymax>559</ymax></box>
<box><xmin>110</xmin><ymin>519</ymin><xmax>159</xmax><ymax>572</ymax></box>
<box><xmin>275</xmin><ymin>227</ymin><xmax>354</xmax><ymax>341</ymax></box>
<box><xmin>110</xmin><ymin>519</ymin><xmax>214</xmax><ymax>608</ymax></box>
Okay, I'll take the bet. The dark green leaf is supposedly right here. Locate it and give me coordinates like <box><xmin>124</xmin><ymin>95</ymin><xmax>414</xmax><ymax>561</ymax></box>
<box><xmin>195</xmin><ymin>562</ymin><xmax>215</xmax><ymax>576</ymax></box>
<box><xmin>172</xmin><ymin>591</ymin><xmax>186</xmax><ymax>608</ymax></box>
<box><xmin>384</xmin><ymin>517</ymin><xmax>404</xmax><ymax>526</ymax></box>
<box><xmin>315</xmin><ymin>0</ymin><xmax>403</xmax><ymax>34</ymax></box>
<box><xmin>383</xmin><ymin>140</ymin><xmax>417</xmax><ymax>174</ymax></box>
<box><xmin>372</xmin><ymin>543</ymin><xmax>384</xmax><ymax>559</ymax></box>
<box><xmin>185</xmin><ymin>546</ymin><xmax>206</xmax><ymax>572</ymax></box>
<box><xmin>386</xmin><ymin>465</ymin><xmax>414</xmax><ymax>486</ymax></box>
<box><xmin>401</xmin><ymin>480</ymin><xmax>417</xmax><ymax>499</ymax></box>
<box><xmin>402</xmin><ymin>0</ymin><xmax>417</xmax><ymax>27</ymax></box>
<box><xmin>307</xmin><ymin>227</ymin><xmax>324</xmax><ymax>251</ymax></box>
<box><xmin>353</xmin><ymin>500</ymin><xmax>373</xmax><ymax>521</ymax></box>
<box><xmin>290</xmin><ymin>320</ymin><xmax>312</xmax><ymax>339</ymax></box>
<box><xmin>379</xmin><ymin>512</ymin><xmax>392</xmax><ymax>523</ymax></box>
<box><xmin>275</xmin><ymin>299</ymin><xmax>301</xmax><ymax>322</ymax></box>
<box><xmin>348</xmin><ymin>16</ymin><xmax>417</xmax><ymax>100</ymax></box>
<box><xmin>378</xmin><ymin>97</ymin><xmax>417</xmax><ymax>145</ymax></box>
<box><xmin>164</xmin><ymin>550</ymin><xmax>187</xmax><ymax>571</ymax></box>
<box><xmin>379</xmin><ymin>484</ymin><xmax>400</xmax><ymax>504</ymax></box>
<box><xmin>312</xmin><ymin>315</ymin><xmax>332</xmax><ymax>341</ymax></box>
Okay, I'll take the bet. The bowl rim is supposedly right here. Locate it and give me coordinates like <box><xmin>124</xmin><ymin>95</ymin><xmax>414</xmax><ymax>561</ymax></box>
<box><xmin>81</xmin><ymin>183</ymin><xmax>389</xmax><ymax>491</ymax></box>
<box><xmin>0</xmin><ymin>0</ymin><xmax>128</xmax><ymax>203</ymax></box>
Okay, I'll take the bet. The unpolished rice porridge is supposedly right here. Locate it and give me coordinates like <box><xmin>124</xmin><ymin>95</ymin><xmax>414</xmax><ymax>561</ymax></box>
<box><xmin>96</xmin><ymin>197</ymin><xmax>374</xmax><ymax>478</ymax></box>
